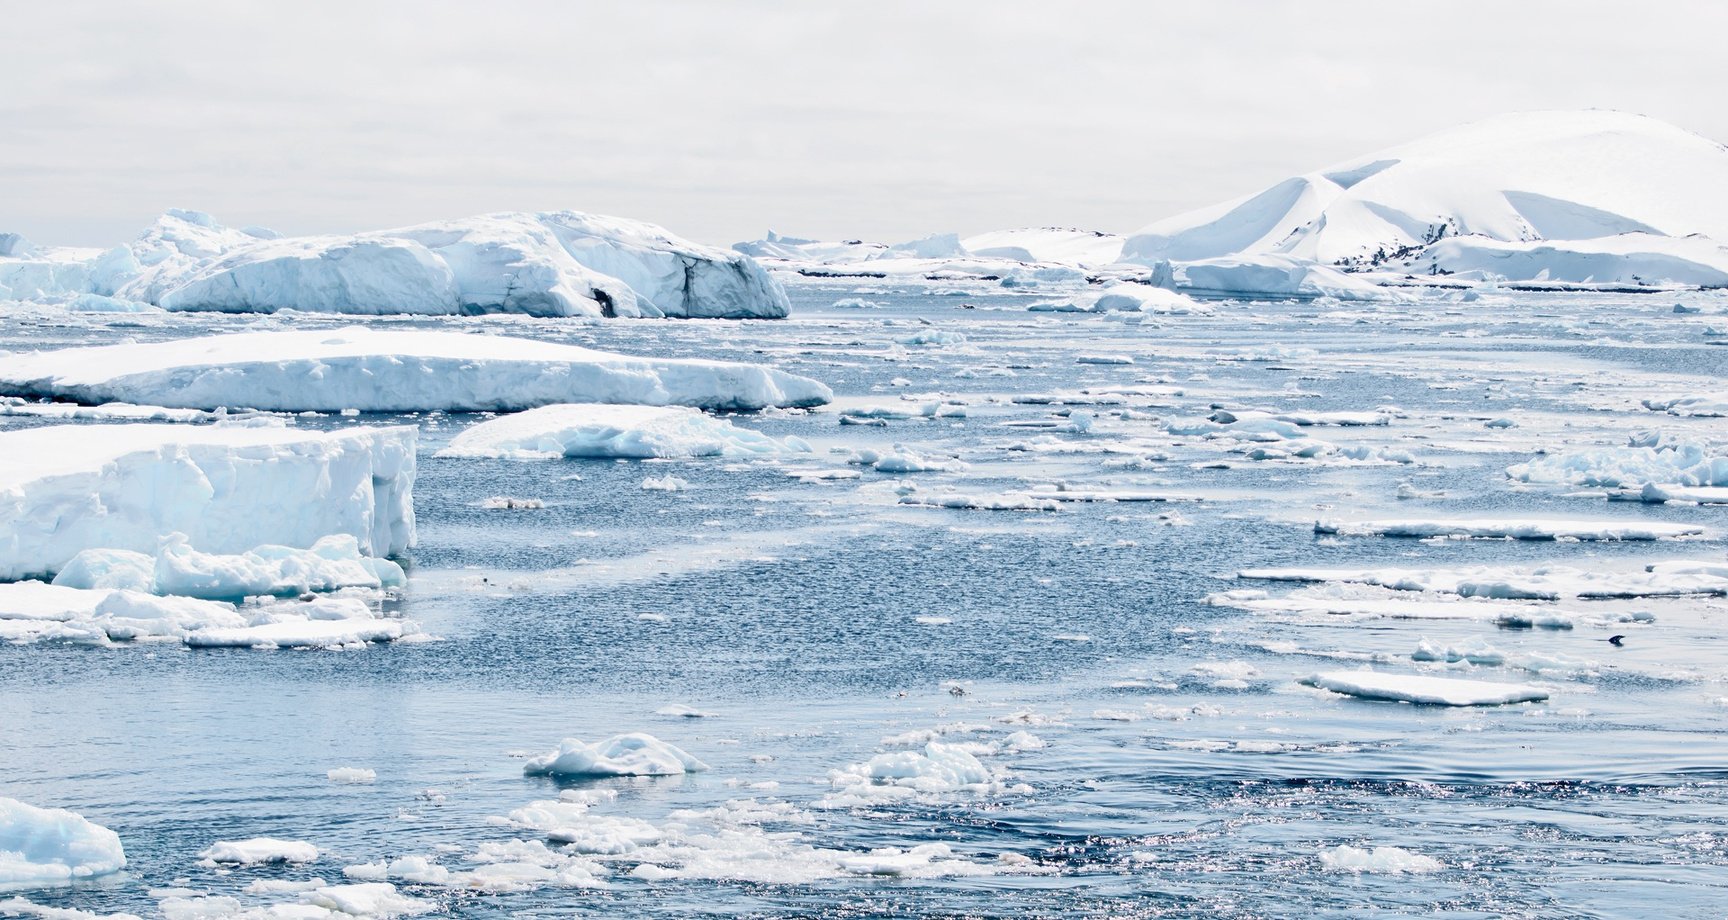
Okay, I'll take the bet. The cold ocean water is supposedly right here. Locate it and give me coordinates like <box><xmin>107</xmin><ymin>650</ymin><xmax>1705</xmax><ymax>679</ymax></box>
<box><xmin>3</xmin><ymin>280</ymin><xmax>1728</xmax><ymax>918</ymax></box>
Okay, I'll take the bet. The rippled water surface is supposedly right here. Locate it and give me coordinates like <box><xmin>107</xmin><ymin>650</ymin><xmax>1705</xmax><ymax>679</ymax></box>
<box><xmin>4</xmin><ymin>283</ymin><xmax>1728</xmax><ymax>917</ymax></box>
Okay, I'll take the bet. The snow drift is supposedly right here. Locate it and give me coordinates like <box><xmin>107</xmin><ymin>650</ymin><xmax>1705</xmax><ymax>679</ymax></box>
<box><xmin>0</xmin><ymin>327</ymin><xmax>832</xmax><ymax>412</ymax></box>
<box><xmin>0</xmin><ymin>424</ymin><xmax>415</xmax><ymax>581</ymax></box>
<box><xmin>0</xmin><ymin>208</ymin><xmax>790</xmax><ymax>319</ymax></box>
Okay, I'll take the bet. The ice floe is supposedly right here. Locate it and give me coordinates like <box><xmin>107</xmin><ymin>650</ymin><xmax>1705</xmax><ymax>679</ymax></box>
<box><xmin>0</xmin><ymin>327</ymin><xmax>832</xmax><ymax>412</ymax></box>
<box><xmin>198</xmin><ymin>838</ymin><xmax>319</xmax><ymax>867</ymax></box>
<box><xmin>1301</xmin><ymin>670</ymin><xmax>1549</xmax><ymax>706</ymax></box>
<box><xmin>438</xmin><ymin>404</ymin><xmax>808</xmax><ymax>460</ymax></box>
<box><xmin>1313</xmin><ymin>517</ymin><xmax>1704</xmax><ymax>541</ymax></box>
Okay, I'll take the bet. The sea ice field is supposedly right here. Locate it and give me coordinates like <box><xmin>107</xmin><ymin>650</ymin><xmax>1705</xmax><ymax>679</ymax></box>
<box><xmin>3</xmin><ymin>279</ymin><xmax>1728</xmax><ymax>918</ymax></box>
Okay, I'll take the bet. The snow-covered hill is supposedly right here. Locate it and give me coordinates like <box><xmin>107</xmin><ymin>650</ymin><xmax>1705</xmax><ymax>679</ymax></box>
<box><xmin>0</xmin><ymin>209</ymin><xmax>791</xmax><ymax>319</ymax></box>
<box><xmin>1122</xmin><ymin>110</ymin><xmax>1728</xmax><ymax>284</ymax></box>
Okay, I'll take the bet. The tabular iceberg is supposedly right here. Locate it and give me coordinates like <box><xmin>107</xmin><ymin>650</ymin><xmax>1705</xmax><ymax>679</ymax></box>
<box><xmin>0</xmin><ymin>424</ymin><xmax>416</xmax><ymax>581</ymax></box>
<box><xmin>0</xmin><ymin>327</ymin><xmax>833</xmax><ymax>412</ymax></box>
<box><xmin>1</xmin><ymin>208</ymin><xmax>791</xmax><ymax>319</ymax></box>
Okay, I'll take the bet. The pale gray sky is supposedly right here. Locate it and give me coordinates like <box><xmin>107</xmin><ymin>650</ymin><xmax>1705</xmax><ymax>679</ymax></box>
<box><xmin>3</xmin><ymin>0</ymin><xmax>1723</xmax><ymax>248</ymax></box>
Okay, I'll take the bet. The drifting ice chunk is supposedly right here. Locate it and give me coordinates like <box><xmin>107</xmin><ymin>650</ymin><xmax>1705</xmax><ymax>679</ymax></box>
<box><xmin>439</xmin><ymin>404</ymin><xmax>807</xmax><ymax>460</ymax></box>
<box><xmin>0</xmin><ymin>797</ymin><xmax>127</xmax><ymax>890</ymax></box>
<box><xmin>1319</xmin><ymin>844</ymin><xmax>1442</xmax><ymax>874</ymax></box>
<box><xmin>0</xmin><ymin>424</ymin><xmax>415</xmax><ymax>582</ymax></box>
<box><xmin>1301</xmin><ymin>670</ymin><xmax>1548</xmax><ymax>706</ymax></box>
<box><xmin>199</xmin><ymin>837</ymin><xmax>320</xmax><ymax>866</ymax></box>
<box><xmin>327</xmin><ymin>767</ymin><xmax>377</xmax><ymax>785</ymax></box>
<box><xmin>1313</xmin><ymin>518</ymin><xmax>1702</xmax><ymax>541</ymax></box>
<box><xmin>0</xmin><ymin>327</ymin><xmax>833</xmax><ymax>412</ymax></box>
<box><xmin>523</xmin><ymin>734</ymin><xmax>709</xmax><ymax>777</ymax></box>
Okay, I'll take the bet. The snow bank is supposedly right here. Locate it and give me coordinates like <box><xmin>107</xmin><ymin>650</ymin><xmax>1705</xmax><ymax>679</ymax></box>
<box><xmin>1</xmin><ymin>208</ymin><xmax>790</xmax><ymax>319</ymax></box>
<box><xmin>1314</xmin><ymin>517</ymin><xmax>1703</xmax><ymax>541</ymax></box>
<box><xmin>438</xmin><ymin>404</ymin><xmax>808</xmax><ymax>460</ymax></box>
<box><xmin>0</xmin><ymin>424</ymin><xmax>415</xmax><ymax>582</ymax></box>
<box><xmin>1319</xmin><ymin>844</ymin><xmax>1442</xmax><ymax>874</ymax></box>
<box><xmin>53</xmin><ymin>534</ymin><xmax>404</xmax><ymax>600</ymax></box>
<box><xmin>1302</xmin><ymin>671</ymin><xmax>1548</xmax><ymax>706</ymax></box>
<box><xmin>0</xmin><ymin>798</ymin><xmax>126</xmax><ymax>890</ymax></box>
<box><xmin>199</xmin><ymin>838</ymin><xmax>319</xmax><ymax>866</ymax></box>
<box><xmin>0</xmin><ymin>327</ymin><xmax>831</xmax><ymax>412</ymax></box>
<box><xmin>522</xmin><ymin>734</ymin><xmax>708</xmax><ymax>777</ymax></box>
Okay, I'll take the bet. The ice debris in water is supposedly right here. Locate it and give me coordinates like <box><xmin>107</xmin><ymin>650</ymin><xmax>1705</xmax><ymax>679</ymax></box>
<box><xmin>198</xmin><ymin>838</ymin><xmax>320</xmax><ymax>866</ymax></box>
<box><xmin>1319</xmin><ymin>844</ymin><xmax>1442</xmax><ymax>874</ymax></box>
<box><xmin>327</xmin><ymin>768</ymin><xmax>377</xmax><ymax>785</ymax></box>
<box><xmin>0</xmin><ymin>798</ymin><xmax>127</xmax><ymax>890</ymax></box>
<box><xmin>522</xmin><ymin>734</ymin><xmax>709</xmax><ymax>777</ymax></box>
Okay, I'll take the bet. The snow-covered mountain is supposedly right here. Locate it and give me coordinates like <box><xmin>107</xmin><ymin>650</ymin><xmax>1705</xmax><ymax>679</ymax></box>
<box><xmin>1122</xmin><ymin>110</ymin><xmax>1728</xmax><ymax>283</ymax></box>
<box><xmin>0</xmin><ymin>209</ymin><xmax>791</xmax><ymax>319</ymax></box>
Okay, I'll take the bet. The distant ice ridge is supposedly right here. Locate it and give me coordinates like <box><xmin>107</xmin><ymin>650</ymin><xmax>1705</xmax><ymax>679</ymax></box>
<box><xmin>0</xmin><ymin>797</ymin><xmax>126</xmax><ymax>890</ymax></box>
<box><xmin>0</xmin><ymin>208</ymin><xmax>790</xmax><ymax>318</ymax></box>
<box><xmin>439</xmin><ymin>404</ymin><xmax>810</xmax><ymax>460</ymax></box>
<box><xmin>0</xmin><ymin>327</ymin><xmax>831</xmax><ymax>412</ymax></box>
<box><xmin>1122</xmin><ymin>110</ymin><xmax>1728</xmax><ymax>283</ymax></box>
<box><xmin>0</xmin><ymin>424</ymin><xmax>415</xmax><ymax>582</ymax></box>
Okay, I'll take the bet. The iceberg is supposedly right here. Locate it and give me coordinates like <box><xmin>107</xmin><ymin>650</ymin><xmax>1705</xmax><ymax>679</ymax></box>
<box><xmin>0</xmin><ymin>424</ymin><xmax>415</xmax><ymax>582</ymax></box>
<box><xmin>0</xmin><ymin>327</ymin><xmax>831</xmax><ymax>413</ymax></box>
<box><xmin>1</xmin><ymin>209</ymin><xmax>790</xmax><ymax>319</ymax></box>
<box><xmin>0</xmin><ymin>798</ymin><xmax>126</xmax><ymax>890</ymax></box>
<box><xmin>438</xmin><ymin>404</ymin><xmax>808</xmax><ymax>460</ymax></box>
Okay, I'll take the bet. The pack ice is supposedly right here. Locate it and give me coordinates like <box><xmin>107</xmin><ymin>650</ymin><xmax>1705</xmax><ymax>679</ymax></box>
<box><xmin>0</xmin><ymin>208</ymin><xmax>790</xmax><ymax>318</ymax></box>
<box><xmin>0</xmin><ymin>797</ymin><xmax>126</xmax><ymax>890</ymax></box>
<box><xmin>0</xmin><ymin>327</ymin><xmax>832</xmax><ymax>412</ymax></box>
<box><xmin>0</xmin><ymin>424</ymin><xmax>415</xmax><ymax>581</ymax></box>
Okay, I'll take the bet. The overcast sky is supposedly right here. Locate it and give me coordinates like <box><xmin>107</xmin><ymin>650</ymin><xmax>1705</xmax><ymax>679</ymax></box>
<box><xmin>3</xmin><ymin>1</ymin><xmax>1723</xmax><ymax>248</ymax></box>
